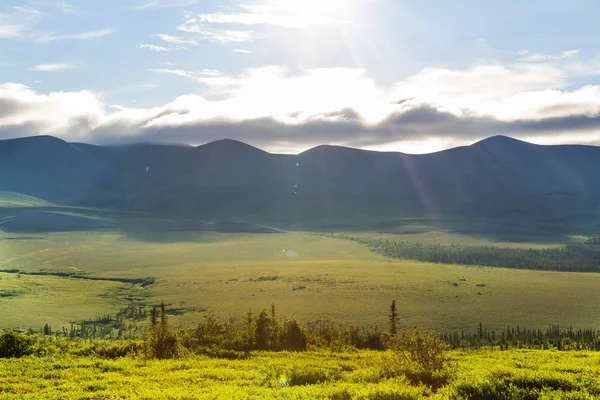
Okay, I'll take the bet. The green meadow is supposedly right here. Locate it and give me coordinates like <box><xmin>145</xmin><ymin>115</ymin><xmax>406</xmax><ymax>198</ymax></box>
<box><xmin>3</xmin><ymin>228</ymin><xmax>600</xmax><ymax>332</ymax></box>
<box><xmin>2</xmin><ymin>348</ymin><xmax>599</xmax><ymax>399</ymax></box>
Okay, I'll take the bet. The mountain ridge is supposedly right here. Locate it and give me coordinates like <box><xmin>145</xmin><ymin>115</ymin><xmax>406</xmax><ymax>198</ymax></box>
<box><xmin>1</xmin><ymin>135</ymin><xmax>599</xmax><ymax>231</ymax></box>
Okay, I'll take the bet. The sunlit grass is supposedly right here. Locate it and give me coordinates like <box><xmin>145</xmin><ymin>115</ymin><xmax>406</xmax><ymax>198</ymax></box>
<box><xmin>3</xmin><ymin>230</ymin><xmax>600</xmax><ymax>331</ymax></box>
<box><xmin>1</xmin><ymin>349</ymin><xmax>599</xmax><ymax>399</ymax></box>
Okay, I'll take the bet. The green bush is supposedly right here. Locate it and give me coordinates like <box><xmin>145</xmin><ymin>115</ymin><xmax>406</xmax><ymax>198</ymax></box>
<box><xmin>285</xmin><ymin>365</ymin><xmax>341</xmax><ymax>386</ymax></box>
<box><xmin>384</xmin><ymin>329</ymin><xmax>453</xmax><ymax>389</ymax></box>
<box><xmin>0</xmin><ymin>331</ymin><xmax>35</xmax><ymax>358</ymax></box>
<box><xmin>76</xmin><ymin>340</ymin><xmax>143</xmax><ymax>359</ymax></box>
<box><xmin>145</xmin><ymin>303</ymin><xmax>179</xmax><ymax>359</ymax></box>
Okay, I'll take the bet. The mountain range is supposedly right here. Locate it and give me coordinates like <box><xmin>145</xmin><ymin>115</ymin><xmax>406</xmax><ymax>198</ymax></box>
<box><xmin>1</xmin><ymin>135</ymin><xmax>599</xmax><ymax>232</ymax></box>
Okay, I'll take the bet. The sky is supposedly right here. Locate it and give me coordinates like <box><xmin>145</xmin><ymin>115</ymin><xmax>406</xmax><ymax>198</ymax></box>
<box><xmin>1</xmin><ymin>0</ymin><xmax>600</xmax><ymax>153</ymax></box>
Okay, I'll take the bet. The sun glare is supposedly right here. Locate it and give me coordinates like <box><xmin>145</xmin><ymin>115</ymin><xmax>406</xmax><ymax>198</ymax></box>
<box><xmin>261</xmin><ymin>0</ymin><xmax>359</xmax><ymax>22</ymax></box>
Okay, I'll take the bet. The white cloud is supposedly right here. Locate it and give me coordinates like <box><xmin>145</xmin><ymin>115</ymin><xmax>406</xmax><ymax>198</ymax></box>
<box><xmin>0</xmin><ymin>6</ymin><xmax>42</xmax><ymax>37</ymax></box>
<box><xmin>4</xmin><ymin>56</ymin><xmax>600</xmax><ymax>150</ymax></box>
<box><xmin>517</xmin><ymin>48</ymin><xmax>579</xmax><ymax>63</ymax></box>
<box><xmin>133</xmin><ymin>0</ymin><xmax>198</xmax><ymax>10</ymax></box>
<box><xmin>0</xmin><ymin>83</ymin><xmax>104</xmax><ymax>140</ymax></box>
<box><xmin>150</xmin><ymin>68</ymin><xmax>192</xmax><ymax>77</ymax></box>
<box><xmin>149</xmin><ymin>68</ymin><xmax>223</xmax><ymax>78</ymax></box>
<box><xmin>192</xmin><ymin>0</ymin><xmax>355</xmax><ymax>29</ymax></box>
<box><xmin>139</xmin><ymin>44</ymin><xmax>170</xmax><ymax>52</ymax></box>
<box><xmin>36</xmin><ymin>29</ymin><xmax>112</xmax><ymax>42</ymax></box>
<box><xmin>391</xmin><ymin>63</ymin><xmax>566</xmax><ymax>120</ymax></box>
<box><xmin>55</xmin><ymin>2</ymin><xmax>77</xmax><ymax>14</ymax></box>
<box><xmin>177</xmin><ymin>22</ymin><xmax>258</xmax><ymax>43</ymax></box>
<box><xmin>233</xmin><ymin>49</ymin><xmax>252</xmax><ymax>54</ymax></box>
<box><xmin>562</xmin><ymin>49</ymin><xmax>580</xmax><ymax>57</ymax></box>
<box><xmin>154</xmin><ymin>34</ymin><xmax>196</xmax><ymax>46</ymax></box>
<box><xmin>32</xmin><ymin>62</ymin><xmax>78</xmax><ymax>71</ymax></box>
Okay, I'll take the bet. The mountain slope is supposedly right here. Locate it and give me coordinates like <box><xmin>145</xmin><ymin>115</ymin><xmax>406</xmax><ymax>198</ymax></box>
<box><xmin>1</xmin><ymin>135</ymin><xmax>600</xmax><ymax>231</ymax></box>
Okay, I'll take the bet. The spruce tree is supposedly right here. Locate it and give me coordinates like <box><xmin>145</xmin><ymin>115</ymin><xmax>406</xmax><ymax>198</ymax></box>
<box><xmin>389</xmin><ymin>300</ymin><xmax>399</xmax><ymax>335</ymax></box>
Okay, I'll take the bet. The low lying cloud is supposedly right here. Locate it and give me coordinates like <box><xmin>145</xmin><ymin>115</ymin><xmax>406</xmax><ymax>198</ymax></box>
<box><xmin>3</xmin><ymin>59</ymin><xmax>600</xmax><ymax>153</ymax></box>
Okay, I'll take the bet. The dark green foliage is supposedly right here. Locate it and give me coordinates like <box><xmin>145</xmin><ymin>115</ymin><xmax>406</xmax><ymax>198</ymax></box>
<box><xmin>344</xmin><ymin>236</ymin><xmax>600</xmax><ymax>272</ymax></box>
<box><xmin>145</xmin><ymin>302</ymin><xmax>178</xmax><ymax>359</ymax></box>
<box><xmin>389</xmin><ymin>300</ymin><xmax>399</xmax><ymax>335</ymax></box>
<box><xmin>286</xmin><ymin>366</ymin><xmax>340</xmax><ymax>386</ymax></box>
<box><xmin>280</xmin><ymin>318</ymin><xmax>308</xmax><ymax>351</ymax></box>
<box><xmin>73</xmin><ymin>340</ymin><xmax>144</xmax><ymax>359</ymax></box>
<box><xmin>442</xmin><ymin>324</ymin><xmax>600</xmax><ymax>351</ymax></box>
<box><xmin>306</xmin><ymin>320</ymin><xmax>385</xmax><ymax>351</ymax></box>
<box><xmin>46</xmin><ymin>304</ymin><xmax>145</xmax><ymax>341</ymax></box>
<box><xmin>254</xmin><ymin>309</ymin><xmax>273</xmax><ymax>350</ymax></box>
<box><xmin>0</xmin><ymin>331</ymin><xmax>35</xmax><ymax>358</ymax></box>
<box><xmin>385</xmin><ymin>329</ymin><xmax>452</xmax><ymax>389</ymax></box>
<box><xmin>180</xmin><ymin>308</ymin><xmax>307</xmax><ymax>354</ymax></box>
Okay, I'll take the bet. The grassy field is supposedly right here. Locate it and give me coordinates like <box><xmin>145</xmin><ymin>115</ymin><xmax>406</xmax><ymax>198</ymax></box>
<box><xmin>0</xmin><ymin>272</ymin><xmax>130</xmax><ymax>330</ymax></box>
<box><xmin>1</xmin><ymin>349</ymin><xmax>599</xmax><ymax>399</ymax></box>
<box><xmin>3</xmin><ymin>229</ymin><xmax>600</xmax><ymax>332</ymax></box>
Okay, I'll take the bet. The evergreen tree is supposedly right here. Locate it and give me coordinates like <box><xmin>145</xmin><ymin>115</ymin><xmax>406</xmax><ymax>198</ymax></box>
<box><xmin>146</xmin><ymin>301</ymin><xmax>178</xmax><ymax>359</ymax></box>
<box><xmin>389</xmin><ymin>300</ymin><xmax>399</xmax><ymax>335</ymax></box>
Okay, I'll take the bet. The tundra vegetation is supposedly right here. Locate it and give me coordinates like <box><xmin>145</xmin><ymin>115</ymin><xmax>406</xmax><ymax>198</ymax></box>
<box><xmin>3</xmin><ymin>226</ymin><xmax>600</xmax><ymax>398</ymax></box>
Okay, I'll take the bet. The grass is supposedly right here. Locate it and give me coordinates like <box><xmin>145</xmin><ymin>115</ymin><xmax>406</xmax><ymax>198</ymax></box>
<box><xmin>3</xmin><ymin>229</ymin><xmax>600</xmax><ymax>331</ymax></box>
<box><xmin>0</xmin><ymin>272</ymin><xmax>130</xmax><ymax>329</ymax></box>
<box><xmin>1</xmin><ymin>349</ymin><xmax>599</xmax><ymax>399</ymax></box>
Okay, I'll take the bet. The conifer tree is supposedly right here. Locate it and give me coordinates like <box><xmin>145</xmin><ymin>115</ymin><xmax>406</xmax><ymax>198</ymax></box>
<box><xmin>389</xmin><ymin>300</ymin><xmax>399</xmax><ymax>335</ymax></box>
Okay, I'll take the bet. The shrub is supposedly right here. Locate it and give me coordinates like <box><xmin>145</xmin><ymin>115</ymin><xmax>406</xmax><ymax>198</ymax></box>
<box><xmin>145</xmin><ymin>303</ymin><xmax>179</xmax><ymax>359</ymax></box>
<box><xmin>384</xmin><ymin>328</ymin><xmax>453</xmax><ymax>389</ymax></box>
<box><xmin>0</xmin><ymin>331</ymin><xmax>35</xmax><ymax>358</ymax></box>
<box><xmin>279</xmin><ymin>318</ymin><xmax>308</xmax><ymax>351</ymax></box>
<box><xmin>76</xmin><ymin>340</ymin><xmax>143</xmax><ymax>359</ymax></box>
<box><xmin>284</xmin><ymin>365</ymin><xmax>342</xmax><ymax>386</ymax></box>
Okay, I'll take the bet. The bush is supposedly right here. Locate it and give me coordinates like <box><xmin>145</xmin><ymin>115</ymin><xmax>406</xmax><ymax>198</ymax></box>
<box><xmin>145</xmin><ymin>303</ymin><xmax>179</xmax><ymax>359</ymax></box>
<box><xmin>0</xmin><ymin>331</ymin><xmax>35</xmax><ymax>358</ymax></box>
<box><xmin>384</xmin><ymin>328</ymin><xmax>453</xmax><ymax>389</ymax></box>
<box><xmin>284</xmin><ymin>365</ymin><xmax>342</xmax><ymax>386</ymax></box>
<box><xmin>279</xmin><ymin>319</ymin><xmax>308</xmax><ymax>351</ymax></box>
<box><xmin>76</xmin><ymin>340</ymin><xmax>143</xmax><ymax>359</ymax></box>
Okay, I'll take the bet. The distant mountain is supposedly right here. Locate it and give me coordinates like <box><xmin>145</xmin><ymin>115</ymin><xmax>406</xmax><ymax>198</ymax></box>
<box><xmin>1</xmin><ymin>135</ymin><xmax>600</xmax><ymax>231</ymax></box>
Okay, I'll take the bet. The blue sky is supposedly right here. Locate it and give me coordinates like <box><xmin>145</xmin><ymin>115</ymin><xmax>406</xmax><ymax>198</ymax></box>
<box><xmin>1</xmin><ymin>0</ymin><xmax>600</xmax><ymax>153</ymax></box>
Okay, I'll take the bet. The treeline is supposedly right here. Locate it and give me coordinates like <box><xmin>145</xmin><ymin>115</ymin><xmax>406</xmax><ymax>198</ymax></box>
<box><xmin>37</xmin><ymin>303</ymin><xmax>147</xmax><ymax>340</ymax></box>
<box><xmin>339</xmin><ymin>235</ymin><xmax>600</xmax><ymax>272</ymax></box>
<box><xmin>1</xmin><ymin>301</ymin><xmax>594</xmax><ymax>361</ymax></box>
<box><xmin>443</xmin><ymin>324</ymin><xmax>600</xmax><ymax>351</ymax></box>
<box><xmin>141</xmin><ymin>306</ymin><xmax>600</xmax><ymax>358</ymax></box>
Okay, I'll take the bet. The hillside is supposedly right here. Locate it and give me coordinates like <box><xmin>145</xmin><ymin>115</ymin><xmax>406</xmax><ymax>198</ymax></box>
<box><xmin>1</xmin><ymin>135</ymin><xmax>600</xmax><ymax>232</ymax></box>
